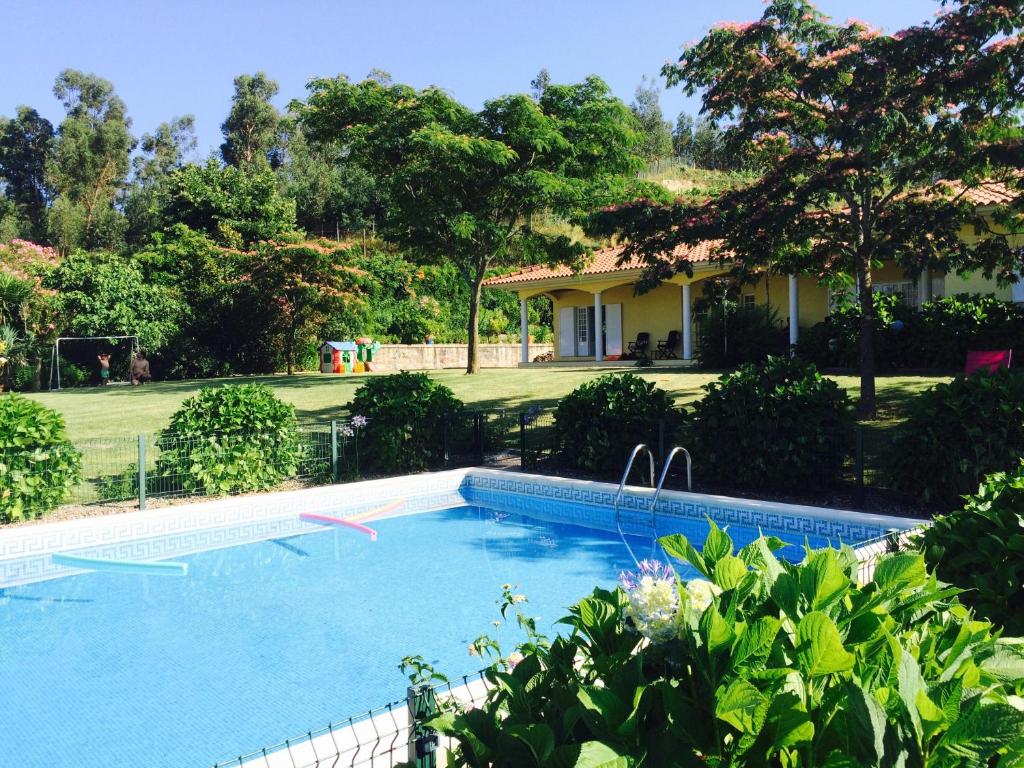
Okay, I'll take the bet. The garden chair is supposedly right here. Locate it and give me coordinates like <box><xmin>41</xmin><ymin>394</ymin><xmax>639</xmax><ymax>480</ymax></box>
<box><xmin>627</xmin><ymin>332</ymin><xmax>651</xmax><ymax>359</ymax></box>
<box><xmin>655</xmin><ymin>331</ymin><xmax>681</xmax><ymax>360</ymax></box>
<box><xmin>965</xmin><ymin>349</ymin><xmax>1012</xmax><ymax>375</ymax></box>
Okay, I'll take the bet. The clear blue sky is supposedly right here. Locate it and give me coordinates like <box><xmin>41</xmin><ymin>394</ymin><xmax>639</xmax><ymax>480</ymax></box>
<box><xmin>2</xmin><ymin>0</ymin><xmax>939</xmax><ymax>157</ymax></box>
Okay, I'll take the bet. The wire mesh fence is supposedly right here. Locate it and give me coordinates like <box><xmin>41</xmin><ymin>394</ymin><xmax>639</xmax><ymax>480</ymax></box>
<box><xmin>210</xmin><ymin>670</ymin><xmax>492</xmax><ymax>768</ymax></box>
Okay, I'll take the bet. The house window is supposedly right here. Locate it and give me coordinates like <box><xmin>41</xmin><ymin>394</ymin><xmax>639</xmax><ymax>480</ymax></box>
<box><xmin>875</xmin><ymin>281</ymin><xmax>919</xmax><ymax>307</ymax></box>
<box><xmin>742</xmin><ymin>294</ymin><xmax>756</xmax><ymax>310</ymax></box>
<box><xmin>575</xmin><ymin>306</ymin><xmax>588</xmax><ymax>345</ymax></box>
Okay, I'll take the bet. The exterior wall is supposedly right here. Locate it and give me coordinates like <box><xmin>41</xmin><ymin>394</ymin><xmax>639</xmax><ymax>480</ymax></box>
<box><xmin>371</xmin><ymin>343</ymin><xmax>553</xmax><ymax>370</ymax></box>
<box><xmin>942</xmin><ymin>270</ymin><xmax>1012</xmax><ymax>300</ymax></box>
<box><xmin>742</xmin><ymin>275</ymin><xmax>830</xmax><ymax>328</ymax></box>
<box><xmin>550</xmin><ymin>283</ymin><xmax>684</xmax><ymax>360</ymax></box>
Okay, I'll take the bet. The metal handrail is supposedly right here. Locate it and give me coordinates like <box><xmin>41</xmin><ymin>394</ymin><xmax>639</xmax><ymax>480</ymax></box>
<box><xmin>651</xmin><ymin>446</ymin><xmax>692</xmax><ymax>513</ymax></box>
<box><xmin>613</xmin><ymin>444</ymin><xmax>656</xmax><ymax>567</ymax></box>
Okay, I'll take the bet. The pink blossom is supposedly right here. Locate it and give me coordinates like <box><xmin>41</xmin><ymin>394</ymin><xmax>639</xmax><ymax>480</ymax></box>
<box><xmin>712</xmin><ymin>20</ymin><xmax>758</xmax><ymax>34</ymax></box>
<box><xmin>989</xmin><ymin>36</ymin><xmax>1020</xmax><ymax>52</ymax></box>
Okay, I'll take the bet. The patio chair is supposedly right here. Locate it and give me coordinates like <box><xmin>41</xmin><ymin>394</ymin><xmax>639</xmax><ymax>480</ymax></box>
<box><xmin>655</xmin><ymin>331</ymin><xmax>681</xmax><ymax>360</ymax></box>
<box><xmin>626</xmin><ymin>332</ymin><xmax>651</xmax><ymax>359</ymax></box>
<box><xmin>965</xmin><ymin>349</ymin><xmax>1012</xmax><ymax>376</ymax></box>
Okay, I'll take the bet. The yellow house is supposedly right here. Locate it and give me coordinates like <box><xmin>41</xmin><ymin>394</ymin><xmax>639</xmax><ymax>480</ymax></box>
<box><xmin>485</xmin><ymin>183</ymin><xmax>1022</xmax><ymax>365</ymax></box>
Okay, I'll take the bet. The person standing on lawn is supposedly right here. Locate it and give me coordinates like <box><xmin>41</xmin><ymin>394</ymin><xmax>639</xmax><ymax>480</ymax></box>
<box><xmin>131</xmin><ymin>351</ymin><xmax>151</xmax><ymax>385</ymax></box>
<box><xmin>97</xmin><ymin>352</ymin><xmax>111</xmax><ymax>385</ymax></box>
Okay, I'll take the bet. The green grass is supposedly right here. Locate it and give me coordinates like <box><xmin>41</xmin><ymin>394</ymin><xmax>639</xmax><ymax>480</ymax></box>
<box><xmin>21</xmin><ymin>366</ymin><xmax>948</xmax><ymax>442</ymax></box>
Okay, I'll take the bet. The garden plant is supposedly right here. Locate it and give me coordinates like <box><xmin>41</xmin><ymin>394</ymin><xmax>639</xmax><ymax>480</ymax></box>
<box><xmin>154</xmin><ymin>383</ymin><xmax>301</xmax><ymax>495</ymax></box>
<box><xmin>920</xmin><ymin>462</ymin><xmax>1024</xmax><ymax>636</ymax></box>
<box><xmin>0</xmin><ymin>393</ymin><xmax>81</xmax><ymax>522</ymax></box>
<box><xmin>688</xmin><ymin>356</ymin><xmax>854</xmax><ymax>492</ymax></box>
<box><xmin>427</xmin><ymin>525</ymin><xmax>1024</xmax><ymax>766</ymax></box>
<box><xmin>884</xmin><ymin>370</ymin><xmax>1024</xmax><ymax>507</ymax></box>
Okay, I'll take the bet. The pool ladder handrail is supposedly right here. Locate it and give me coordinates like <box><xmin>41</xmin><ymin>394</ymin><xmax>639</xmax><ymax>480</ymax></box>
<box><xmin>651</xmin><ymin>446</ymin><xmax>692</xmax><ymax>517</ymax></box>
<box><xmin>614</xmin><ymin>444</ymin><xmax>656</xmax><ymax>567</ymax></box>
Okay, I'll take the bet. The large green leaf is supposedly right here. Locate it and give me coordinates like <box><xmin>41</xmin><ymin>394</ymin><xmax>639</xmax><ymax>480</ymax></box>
<box><xmin>578</xmin><ymin>685</ymin><xmax>628</xmax><ymax>734</ymax></box>
<box><xmin>549</xmin><ymin>741</ymin><xmax>630</xmax><ymax>768</ymax></box>
<box><xmin>795</xmin><ymin>612</ymin><xmax>854</xmax><ymax>678</ymax></box>
<box><xmin>506</xmin><ymin>724</ymin><xmax>555</xmax><ymax>766</ymax></box>
<box><xmin>660</xmin><ymin>533</ymin><xmax>710</xmax><ymax>578</ymax></box>
<box><xmin>703</xmin><ymin>519</ymin><xmax>734</xmax><ymax>565</ymax></box>
<box><xmin>730</xmin><ymin>617</ymin><xmax>781</xmax><ymax>671</ymax></box>
<box><xmin>715</xmin><ymin>678</ymin><xmax>768</xmax><ymax>734</ymax></box>
<box><xmin>873</xmin><ymin>552</ymin><xmax>927</xmax><ymax>591</ymax></box>
<box><xmin>714</xmin><ymin>555</ymin><xmax>748</xmax><ymax>591</ymax></box>
<box><xmin>799</xmin><ymin>549</ymin><xmax>850</xmax><ymax>611</ymax></box>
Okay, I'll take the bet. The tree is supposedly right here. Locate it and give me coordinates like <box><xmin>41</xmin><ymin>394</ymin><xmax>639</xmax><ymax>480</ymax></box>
<box><xmin>297</xmin><ymin>74</ymin><xmax>647</xmax><ymax>373</ymax></box>
<box><xmin>245</xmin><ymin>242</ymin><xmax>364</xmax><ymax>374</ymax></box>
<box><xmin>672</xmin><ymin>111</ymin><xmax>694</xmax><ymax>163</ymax></box>
<box><xmin>158</xmin><ymin>159</ymin><xmax>296</xmax><ymax>247</ymax></box>
<box><xmin>691</xmin><ymin>116</ymin><xmax>727</xmax><ymax>169</ymax></box>
<box><xmin>588</xmin><ymin>0</ymin><xmax>1024</xmax><ymax>417</ymax></box>
<box><xmin>0</xmin><ymin>107</ymin><xmax>54</xmax><ymax>240</ymax></box>
<box><xmin>125</xmin><ymin>115</ymin><xmax>197</xmax><ymax>244</ymax></box>
<box><xmin>530</xmin><ymin>68</ymin><xmax>551</xmax><ymax>100</ymax></box>
<box><xmin>220</xmin><ymin>72</ymin><xmax>281</xmax><ymax>168</ymax></box>
<box><xmin>46</xmin><ymin>70</ymin><xmax>134</xmax><ymax>250</ymax></box>
<box><xmin>631</xmin><ymin>76</ymin><xmax>673</xmax><ymax>162</ymax></box>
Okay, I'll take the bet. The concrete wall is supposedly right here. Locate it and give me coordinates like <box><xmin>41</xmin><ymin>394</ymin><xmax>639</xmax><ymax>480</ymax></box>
<box><xmin>371</xmin><ymin>343</ymin><xmax>553</xmax><ymax>370</ymax></box>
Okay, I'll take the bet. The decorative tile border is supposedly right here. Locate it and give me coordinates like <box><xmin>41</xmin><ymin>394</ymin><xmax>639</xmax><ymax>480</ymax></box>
<box><xmin>1</xmin><ymin>467</ymin><xmax>920</xmax><ymax>588</ymax></box>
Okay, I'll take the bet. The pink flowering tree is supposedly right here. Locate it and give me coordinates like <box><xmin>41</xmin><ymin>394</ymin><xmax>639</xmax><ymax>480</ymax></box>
<box><xmin>589</xmin><ymin>0</ymin><xmax>1023</xmax><ymax>417</ymax></box>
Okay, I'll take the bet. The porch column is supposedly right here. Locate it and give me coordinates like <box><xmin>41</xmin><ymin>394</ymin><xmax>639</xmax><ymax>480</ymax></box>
<box><xmin>682</xmin><ymin>283</ymin><xmax>693</xmax><ymax>360</ymax></box>
<box><xmin>920</xmin><ymin>266</ymin><xmax>931</xmax><ymax>306</ymax></box>
<box><xmin>594</xmin><ymin>291</ymin><xmax>604</xmax><ymax>362</ymax></box>
<box><xmin>519</xmin><ymin>298</ymin><xmax>529</xmax><ymax>363</ymax></box>
<box><xmin>788</xmin><ymin>274</ymin><xmax>799</xmax><ymax>347</ymax></box>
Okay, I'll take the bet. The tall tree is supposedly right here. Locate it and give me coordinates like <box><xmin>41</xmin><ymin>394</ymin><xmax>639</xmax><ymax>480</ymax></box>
<box><xmin>589</xmin><ymin>0</ymin><xmax>1024</xmax><ymax>417</ymax></box>
<box><xmin>530</xmin><ymin>68</ymin><xmax>552</xmax><ymax>100</ymax></box>
<box><xmin>631</xmin><ymin>76</ymin><xmax>674</xmax><ymax>162</ymax></box>
<box><xmin>298</xmin><ymin>74</ymin><xmax>647</xmax><ymax>373</ymax></box>
<box><xmin>691</xmin><ymin>117</ymin><xmax>728</xmax><ymax>169</ymax></box>
<box><xmin>46</xmin><ymin>70</ymin><xmax>134</xmax><ymax>250</ymax></box>
<box><xmin>220</xmin><ymin>72</ymin><xmax>281</xmax><ymax>168</ymax></box>
<box><xmin>125</xmin><ymin>116</ymin><xmax>197</xmax><ymax>244</ymax></box>
<box><xmin>0</xmin><ymin>107</ymin><xmax>54</xmax><ymax>240</ymax></box>
<box><xmin>672</xmin><ymin>111</ymin><xmax>694</xmax><ymax>164</ymax></box>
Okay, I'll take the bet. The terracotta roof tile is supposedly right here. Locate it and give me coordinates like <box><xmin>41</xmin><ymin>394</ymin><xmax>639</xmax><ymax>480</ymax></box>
<box><xmin>484</xmin><ymin>240</ymin><xmax>726</xmax><ymax>287</ymax></box>
<box><xmin>941</xmin><ymin>180</ymin><xmax>1017</xmax><ymax>206</ymax></box>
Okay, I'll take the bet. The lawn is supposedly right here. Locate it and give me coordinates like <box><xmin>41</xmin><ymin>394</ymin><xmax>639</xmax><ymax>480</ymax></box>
<box><xmin>23</xmin><ymin>365</ymin><xmax>948</xmax><ymax>442</ymax></box>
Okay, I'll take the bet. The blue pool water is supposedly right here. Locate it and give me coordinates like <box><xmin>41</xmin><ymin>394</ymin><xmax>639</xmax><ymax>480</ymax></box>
<box><xmin>1</xmin><ymin>504</ymin><xmax>836</xmax><ymax>768</ymax></box>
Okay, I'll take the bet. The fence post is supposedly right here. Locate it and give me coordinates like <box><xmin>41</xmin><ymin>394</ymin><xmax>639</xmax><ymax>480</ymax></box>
<box><xmin>475</xmin><ymin>413</ymin><xmax>485</xmax><ymax>465</ymax></box>
<box><xmin>658</xmin><ymin>419</ymin><xmax>666</xmax><ymax>464</ymax></box>
<box><xmin>854</xmin><ymin>425</ymin><xmax>865</xmax><ymax>507</ymax></box>
<box><xmin>441</xmin><ymin>413</ymin><xmax>450</xmax><ymax>468</ymax></box>
<box><xmin>407</xmin><ymin>684</ymin><xmax>438</xmax><ymax>767</ymax></box>
<box><xmin>137</xmin><ymin>435</ymin><xmax>147</xmax><ymax>510</ymax></box>
<box><xmin>330</xmin><ymin>420</ymin><xmax>339</xmax><ymax>482</ymax></box>
<box><xmin>519</xmin><ymin>412</ymin><xmax>528</xmax><ymax>472</ymax></box>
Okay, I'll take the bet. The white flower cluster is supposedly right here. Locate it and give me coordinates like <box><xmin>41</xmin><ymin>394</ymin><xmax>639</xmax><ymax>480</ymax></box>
<box><xmin>619</xmin><ymin>561</ymin><xmax>721</xmax><ymax>644</ymax></box>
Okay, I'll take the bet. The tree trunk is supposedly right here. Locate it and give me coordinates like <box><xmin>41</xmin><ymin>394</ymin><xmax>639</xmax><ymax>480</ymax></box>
<box><xmin>31</xmin><ymin>357</ymin><xmax>41</xmax><ymax>392</ymax></box>
<box><xmin>856</xmin><ymin>257</ymin><xmax>877</xmax><ymax>419</ymax></box>
<box><xmin>466</xmin><ymin>275</ymin><xmax>484</xmax><ymax>375</ymax></box>
<box><xmin>286</xmin><ymin>325</ymin><xmax>295</xmax><ymax>375</ymax></box>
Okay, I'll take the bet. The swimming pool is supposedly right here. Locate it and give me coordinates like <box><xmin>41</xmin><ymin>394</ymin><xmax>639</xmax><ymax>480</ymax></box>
<box><xmin>0</xmin><ymin>469</ymin><xmax>917</xmax><ymax>767</ymax></box>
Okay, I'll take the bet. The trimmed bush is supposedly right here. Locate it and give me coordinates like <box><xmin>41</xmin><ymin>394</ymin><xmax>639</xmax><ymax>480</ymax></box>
<box><xmin>697</xmin><ymin>303</ymin><xmax>787</xmax><ymax>369</ymax></box>
<box><xmin>0</xmin><ymin>394</ymin><xmax>81</xmax><ymax>522</ymax></box>
<box><xmin>884</xmin><ymin>370</ymin><xmax>1024</xmax><ymax>506</ymax></box>
<box><xmin>689</xmin><ymin>356</ymin><xmax>854</xmax><ymax>491</ymax></box>
<box><xmin>553</xmin><ymin>373</ymin><xmax>682</xmax><ymax>477</ymax></box>
<box><xmin>155</xmin><ymin>384</ymin><xmax>300</xmax><ymax>495</ymax></box>
<box><xmin>349</xmin><ymin>371</ymin><xmax>464</xmax><ymax>473</ymax></box>
<box><xmin>920</xmin><ymin>463</ymin><xmax>1024</xmax><ymax>635</ymax></box>
<box><xmin>430</xmin><ymin>527</ymin><xmax>1024</xmax><ymax>766</ymax></box>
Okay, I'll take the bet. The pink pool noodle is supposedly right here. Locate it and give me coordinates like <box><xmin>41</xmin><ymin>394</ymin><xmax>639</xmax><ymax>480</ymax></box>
<box><xmin>299</xmin><ymin>512</ymin><xmax>378</xmax><ymax>541</ymax></box>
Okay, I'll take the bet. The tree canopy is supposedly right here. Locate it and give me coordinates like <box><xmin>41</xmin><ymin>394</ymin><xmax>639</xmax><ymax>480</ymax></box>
<box><xmin>297</xmin><ymin>73</ymin><xmax>651</xmax><ymax>372</ymax></box>
<box><xmin>590</xmin><ymin>0</ymin><xmax>1024</xmax><ymax>416</ymax></box>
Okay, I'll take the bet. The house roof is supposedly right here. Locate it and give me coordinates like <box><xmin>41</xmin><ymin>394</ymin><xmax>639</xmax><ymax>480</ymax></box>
<box><xmin>484</xmin><ymin>180</ymin><xmax>1019</xmax><ymax>290</ymax></box>
<box><xmin>321</xmin><ymin>341</ymin><xmax>358</xmax><ymax>351</ymax></box>
<box><xmin>484</xmin><ymin>240</ymin><xmax>726</xmax><ymax>287</ymax></box>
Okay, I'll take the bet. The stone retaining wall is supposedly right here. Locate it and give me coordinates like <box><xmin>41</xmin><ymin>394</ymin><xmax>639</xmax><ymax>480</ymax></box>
<box><xmin>372</xmin><ymin>343</ymin><xmax>552</xmax><ymax>370</ymax></box>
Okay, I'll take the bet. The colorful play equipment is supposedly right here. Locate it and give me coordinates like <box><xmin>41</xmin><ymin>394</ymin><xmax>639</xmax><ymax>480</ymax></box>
<box><xmin>319</xmin><ymin>339</ymin><xmax>381</xmax><ymax>374</ymax></box>
<box><xmin>299</xmin><ymin>512</ymin><xmax>379</xmax><ymax>541</ymax></box>
<box><xmin>52</xmin><ymin>552</ymin><xmax>188</xmax><ymax>575</ymax></box>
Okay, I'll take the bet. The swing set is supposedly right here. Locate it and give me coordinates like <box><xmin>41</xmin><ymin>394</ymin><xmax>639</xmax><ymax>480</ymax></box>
<box><xmin>48</xmin><ymin>335</ymin><xmax>140</xmax><ymax>391</ymax></box>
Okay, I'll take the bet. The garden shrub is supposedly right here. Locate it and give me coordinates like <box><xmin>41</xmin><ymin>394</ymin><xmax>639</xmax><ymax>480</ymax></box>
<box><xmin>429</xmin><ymin>526</ymin><xmax>1024</xmax><ymax>766</ymax></box>
<box><xmin>884</xmin><ymin>370</ymin><xmax>1024</xmax><ymax>506</ymax></box>
<box><xmin>920</xmin><ymin>463</ymin><xmax>1024</xmax><ymax>635</ymax></box>
<box><xmin>348</xmin><ymin>371</ymin><xmax>464</xmax><ymax>473</ymax></box>
<box><xmin>155</xmin><ymin>384</ymin><xmax>300</xmax><ymax>495</ymax></box>
<box><xmin>799</xmin><ymin>293</ymin><xmax>1024</xmax><ymax>371</ymax></box>
<box><xmin>553</xmin><ymin>373</ymin><xmax>682</xmax><ymax>478</ymax></box>
<box><xmin>0</xmin><ymin>394</ymin><xmax>81</xmax><ymax>522</ymax></box>
<box><xmin>697</xmin><ymin>303</ymin><xmax>787</xmax><ymax>369</ymax></box>
<box><xmin>688</xmin><ymin>356</ymin><xmax>854</xmax><ymax>491</ymax></box>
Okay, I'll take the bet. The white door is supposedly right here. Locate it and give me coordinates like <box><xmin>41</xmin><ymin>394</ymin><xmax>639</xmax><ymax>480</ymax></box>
<box><xmin>604</xmin><ymin>304</ymin><xmax>622</xmax><ymax>357</ymax></box>
<box><xmin>558</xmin><ymin>307</ymin><xmax>575</xmax><ymax>357</ymax></box>
<box><xmin>575</xmin><ymin>306</ymin><xmax>590</xmax><ymax>356</ymax></box>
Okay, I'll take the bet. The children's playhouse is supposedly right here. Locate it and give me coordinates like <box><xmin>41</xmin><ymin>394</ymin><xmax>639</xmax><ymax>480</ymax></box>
<box><xmin>319</xmin><ymin>339</ymin><xmax>380</xmax><ymax>374</ymax></box>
